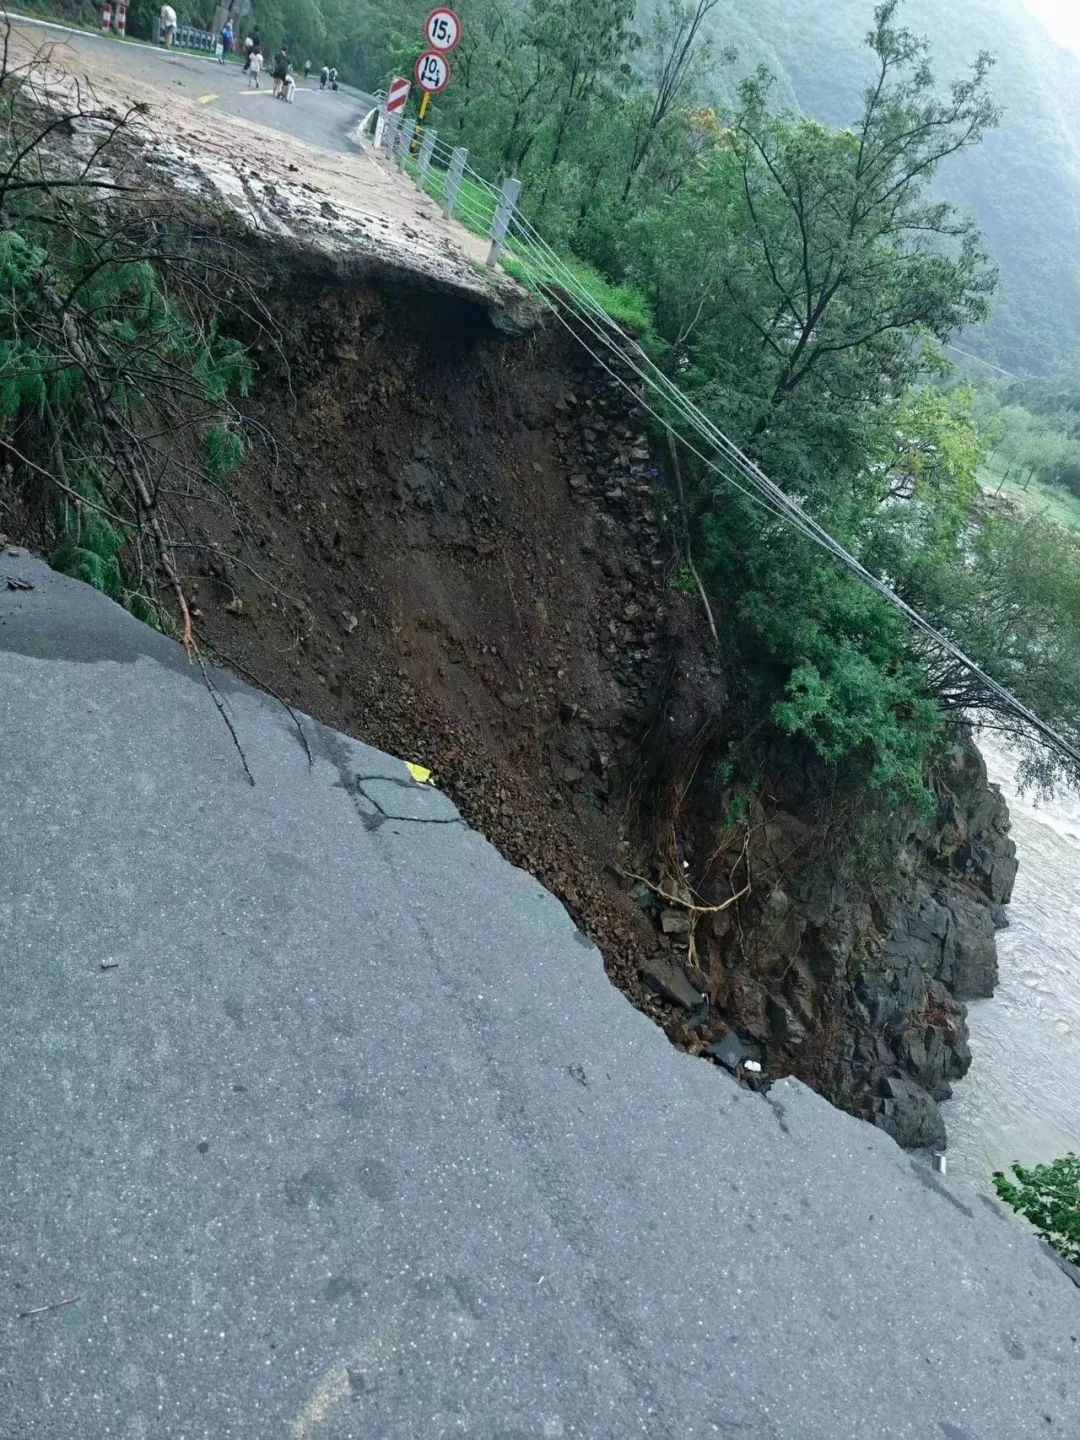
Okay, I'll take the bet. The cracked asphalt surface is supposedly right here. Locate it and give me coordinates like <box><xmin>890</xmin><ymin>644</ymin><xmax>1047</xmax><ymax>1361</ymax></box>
<box><xmin>1</xmin><ymin>551</ymin><xmax>1079</xmax><ymax>1439</ymax></box>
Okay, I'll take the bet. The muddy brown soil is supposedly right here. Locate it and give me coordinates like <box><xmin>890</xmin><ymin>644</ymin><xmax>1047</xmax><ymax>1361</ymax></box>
<box><xmin>172</xmin><ymin>262</ymin><xmax>1017</xmax><ymax>1151</ymax></box>
<box><xmin>182</xmin><ymin>271</ymin><xmax>717</xmax><ymax>1041</ymax></box>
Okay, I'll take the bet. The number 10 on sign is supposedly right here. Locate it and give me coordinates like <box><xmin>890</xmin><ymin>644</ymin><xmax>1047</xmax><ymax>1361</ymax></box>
<box><xmin>415</xmin><ymin>49</ymin><xmax>451</xmax><ymax>97</ymax></box>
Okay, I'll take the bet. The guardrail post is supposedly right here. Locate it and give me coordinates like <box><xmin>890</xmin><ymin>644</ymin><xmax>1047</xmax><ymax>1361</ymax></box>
<box><xmin>415</xmin><ymin>129</ymin><xmax>437</xmax><ymax>191</ymax></box>
<box><xmin>394</xmin><ymin>120</ymin><xmax>409</xmax><ymax>172</ymax></box>
<box><xmin>374</xmin><ymin>106</ymin><xmax>387</xmax><ymax>149</ymax></box>
<box><xmin>443</xmin><ymin>147</ymin><xmax>467</xmax><ymax>219</ymax></box>
<box><xmin>486</xmin><ymin>177</ymin><xmax>521</xmax><ymax>266</ymax></box>
<box><xmin>383</xmin><ymin>110</ymin><xmax>400</xmax><ymax>157</ymax></box>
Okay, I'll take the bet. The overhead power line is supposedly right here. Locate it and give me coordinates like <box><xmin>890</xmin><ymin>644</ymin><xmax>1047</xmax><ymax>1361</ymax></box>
<box><xmin>497</xmin><ymin>204</ymin><xmax>1080</xmax><ymax>774</ymax></box>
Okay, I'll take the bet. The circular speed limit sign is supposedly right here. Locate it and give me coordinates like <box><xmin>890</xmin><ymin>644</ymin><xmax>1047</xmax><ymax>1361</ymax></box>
<box><xmin>415</xmin><ymin>49</ymin><xmax>451</xmax><ymax>94</ymax></box>
<box><xmin>425</xmin><ymin>7</ymin><xmax>461</xmax><ymax>52</ymax></box>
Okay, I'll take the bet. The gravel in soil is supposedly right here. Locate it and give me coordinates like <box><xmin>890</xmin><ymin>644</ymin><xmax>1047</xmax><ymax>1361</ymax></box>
<box><xmin>183</xmin><ymin>272</ymin><xmax>701</xmax><ymax>1032</ymax></box>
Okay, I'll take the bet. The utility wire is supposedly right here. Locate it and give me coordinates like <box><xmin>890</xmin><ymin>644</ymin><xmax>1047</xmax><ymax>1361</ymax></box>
<box><xmin>501</xmin><ymin>209</ymin><xmax>1080</xmax><ymax>771</ymax></box>
<box><xmin>375</xmin><ymin>116</ymin><xmax>1077</xmax><ymax>767</ymax></box>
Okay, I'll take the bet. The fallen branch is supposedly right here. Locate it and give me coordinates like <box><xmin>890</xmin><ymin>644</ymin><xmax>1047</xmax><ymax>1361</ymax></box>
<box><xmin>193</xmin><ymin>648</ymin><xmax>255</xmax><ymax>786</ymax></box>
<box><xmin>618</xmin><ymin>866</ymin><xmax>749</xmax><ymax>915</ymax></box>
<box><xmin>197</xmin><ymin>630</ymin><xmax>313</xmax><ymax>770</ymax></box>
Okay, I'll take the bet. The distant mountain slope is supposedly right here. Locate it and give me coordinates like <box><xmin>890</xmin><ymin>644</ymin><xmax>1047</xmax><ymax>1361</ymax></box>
<box><xmin>699</xmin><ymin>0</ymin><xmax>1080</xmax><ymax>374</ymax></box>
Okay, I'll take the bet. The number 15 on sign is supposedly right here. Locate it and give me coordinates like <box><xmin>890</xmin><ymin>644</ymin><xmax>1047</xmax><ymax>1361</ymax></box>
<box><xmin>425</xmin><ymin>7</ymin><xmax>461</xmax><ymax>51</ymax></box>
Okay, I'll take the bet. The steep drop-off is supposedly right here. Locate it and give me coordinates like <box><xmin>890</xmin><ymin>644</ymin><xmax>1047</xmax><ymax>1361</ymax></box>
<box><xmin>120</xmin><ymin>264</ymin><xmax>1021</xmax><ymax>1144</ymax></box>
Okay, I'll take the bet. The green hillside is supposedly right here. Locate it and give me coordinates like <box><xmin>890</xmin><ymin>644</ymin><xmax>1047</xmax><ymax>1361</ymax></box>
<box><xmin>699</xmin><ymin>0</ymin><xmax>1080</xmax><ymax>374</ymax></box>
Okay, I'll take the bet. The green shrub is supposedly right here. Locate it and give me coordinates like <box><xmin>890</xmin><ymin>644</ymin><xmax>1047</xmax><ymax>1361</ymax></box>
<box><xmin>993</xmin><ymin>1155</ymin><xmax>1080</xmax><ymax>1267</ymax></box>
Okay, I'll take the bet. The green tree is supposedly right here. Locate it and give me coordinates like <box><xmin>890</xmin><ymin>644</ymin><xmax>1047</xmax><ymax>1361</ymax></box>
<box><xmin>526</xmin><ymin>0</ymin><xmax>636</xmax><ymax>209</ymax></box>
<box><xmin>620</xmin><ymin>0</ymin><xmax>723</xmax><ymax>201</ymax></box>
<box><xmin>732</xmin><ymin>1</ymin><xmax>998</xmax><ymax>437</ymax></box>
<box><xmin>0</xmin><ymin>54</ymin><xmax>253</xmax><ymax>637</ymax></box>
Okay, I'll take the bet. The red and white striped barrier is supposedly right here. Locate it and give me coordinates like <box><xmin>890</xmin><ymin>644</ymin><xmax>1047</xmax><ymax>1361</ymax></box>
<box><xmin>115</xmin><ymin>0</ymin><xmax>127</xmax><ymax>35</ymax></box>
<box><xmin>101</xmin><ymin>3</ymin><xmax>112</xmax><ymax>30</ymax></box>
<box><xmin>385</xmin><ymin>75</ymin><xmax>410</xmax><ymax>114</ymax></box>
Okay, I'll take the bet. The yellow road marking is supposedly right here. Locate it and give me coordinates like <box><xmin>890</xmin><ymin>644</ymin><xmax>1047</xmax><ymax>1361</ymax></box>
<box><xmin>290</xmin><ymin>1361</ymin><xmax>350</xmax><ymax>1440</ymax></box>
<box><xmin>290</xmin><ymin>1329</ymin><xmax>410</xmax><ymax>1438</ymax></box>
<box><xmin>195</xmin><ymin>93</ymin><xmax>218</xmax><ymax>104</ymax></box>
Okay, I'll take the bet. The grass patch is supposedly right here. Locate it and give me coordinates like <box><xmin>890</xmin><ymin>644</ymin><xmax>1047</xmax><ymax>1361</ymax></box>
<box><xmin>401</xmin><ymin>147</ymin><xmax>655</xmax><ymax>341</ymax></box>
<box><xmin>980</xmin><ymin>458</ymin><xmax>1080</xmax><ymax>533</ymax></box>
<box><xmin>502</xmin><ymin>251</ymin><xmax>654</xmax><ymax>339</ymax></box>
<box><xmin>404</xmin><ymin>154</ymin><xmax>498</xmax><ymax>233</ymax></box>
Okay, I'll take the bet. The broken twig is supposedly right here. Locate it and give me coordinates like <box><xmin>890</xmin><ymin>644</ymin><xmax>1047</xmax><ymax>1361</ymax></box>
<box><xmin>18</xmin><ymin>1295</ymin><xmax>81</xmax><ymax>1319</ymax></box>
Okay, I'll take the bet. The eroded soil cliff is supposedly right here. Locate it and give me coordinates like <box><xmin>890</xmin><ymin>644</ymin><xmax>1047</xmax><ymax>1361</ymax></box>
<box><xmin>12</xmin><ymin>259</ymin><xmax>1018</xmax><ymax>1145</ymax></box>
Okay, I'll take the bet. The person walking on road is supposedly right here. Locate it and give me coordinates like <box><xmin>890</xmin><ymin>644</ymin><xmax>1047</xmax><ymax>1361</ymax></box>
<box><xmin>271</xmin><ymin>46</ymin><xmax>289</xmax><ymax>99</ymax></box>
<box><xmin>319</xmin><ymin>64</ymin><xmax>328</xmax><ymax>90</ymax></box>
<box><xmin>303</xmin><ymin>59</ymin><xmax>311</xmax><ymax>79</ymax></box>
<box><xmin>159</xmin><ymin>3</ymin><xmax>176</xmax><ymax>47</ymax></box>
<box><xmin>247</xmin><ymin>45</ymin><xmax>262</xmax><ymax>87</ymax></box>
<box><xmin>218</xmin><ymin>18</ymin><xmax>234</xmax><ymax>63</ymax></box>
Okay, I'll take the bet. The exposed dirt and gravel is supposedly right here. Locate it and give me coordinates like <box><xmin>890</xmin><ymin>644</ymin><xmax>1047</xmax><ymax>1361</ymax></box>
<box><xmin>181</xmin><ymin>275</ymin><xmax>716</xmax><ymax>1037</ymax></box>
<box><xmin>4</xmin><ymin>35</ymin><xmax>1019</xmax><ymax>1142</ymax></box>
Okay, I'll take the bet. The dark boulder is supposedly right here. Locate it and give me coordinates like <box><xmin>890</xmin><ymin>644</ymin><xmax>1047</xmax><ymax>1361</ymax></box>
<box><xmin>871</xmin><ymin>1076</ymin><xmax>947</xmax><ymax>1150</ymax></box>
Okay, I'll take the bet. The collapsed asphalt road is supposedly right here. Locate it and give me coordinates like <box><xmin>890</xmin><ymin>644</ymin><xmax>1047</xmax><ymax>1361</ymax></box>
<box><xmin>1</xmin><ymin>551</ymin><xmax>1079</xmax><ymax>1440</ymax></box>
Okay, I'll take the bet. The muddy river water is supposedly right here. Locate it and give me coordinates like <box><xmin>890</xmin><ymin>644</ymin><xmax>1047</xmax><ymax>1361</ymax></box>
<box><xmin>943</xmin><ymin>736</ymin><xmax>1080</xmax><ymax>1186</ymax></box>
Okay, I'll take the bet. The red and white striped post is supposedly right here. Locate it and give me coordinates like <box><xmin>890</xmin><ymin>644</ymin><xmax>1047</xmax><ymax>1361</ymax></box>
<box><xmin>115</xmin><ymin>0</ymin><xmax>127</xmax><ymax>35</ymax></box>
<box><xmin>385</xmin><ymin>76</ymin><xmax>410</xmax><ymax>116</ymax></box>
<box><xmin>100</xmin><ymin>2</ymin><xmax>112</xmax><ymax>30</ymax></box>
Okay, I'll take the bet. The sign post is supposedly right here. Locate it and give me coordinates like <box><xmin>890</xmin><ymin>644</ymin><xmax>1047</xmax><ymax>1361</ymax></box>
<box><xmin>416</xmin><ymin>9</ymin><xmax>459</xmax><ymax>121</ymax></box>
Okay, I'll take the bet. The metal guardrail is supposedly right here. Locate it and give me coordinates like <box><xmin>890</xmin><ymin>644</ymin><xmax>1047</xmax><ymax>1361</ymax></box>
<box><xmin>378</xmin><ymin>108</ymin><xmax>521</xmax><ymax>267</ymax></box>
<box><xmin>149</xmin><ymin>17</ymin><xmax>215</xmax><ymax>51</ymax></box>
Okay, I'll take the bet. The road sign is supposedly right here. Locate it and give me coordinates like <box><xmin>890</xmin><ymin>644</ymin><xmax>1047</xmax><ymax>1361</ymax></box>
<box><xmin>415</xmin><ymin>50</ymin><xmax>451</xmax><ymax>94</ymax></box>
<box><xmin>424</xmin><ymin>7</ymin><xmax>461</xmax><ymax>52</ymax></box>
<box><xmin>386</xmin><ymin>76</ymin><xmax>411</xmax><ymax>113</ymax></box>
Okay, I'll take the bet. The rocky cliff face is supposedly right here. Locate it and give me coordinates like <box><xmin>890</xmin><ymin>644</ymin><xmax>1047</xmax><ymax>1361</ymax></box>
<box><xmin>656</xmin><ymin>725</ymin><xmax>1019</xmax><ymax>1149</ymax></box>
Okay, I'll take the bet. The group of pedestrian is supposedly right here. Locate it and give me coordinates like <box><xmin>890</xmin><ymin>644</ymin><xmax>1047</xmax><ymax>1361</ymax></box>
<box><xmin>158</xmin><ymin>6</ymin><xmax>341</xmax><ymax>108</ymax></box>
